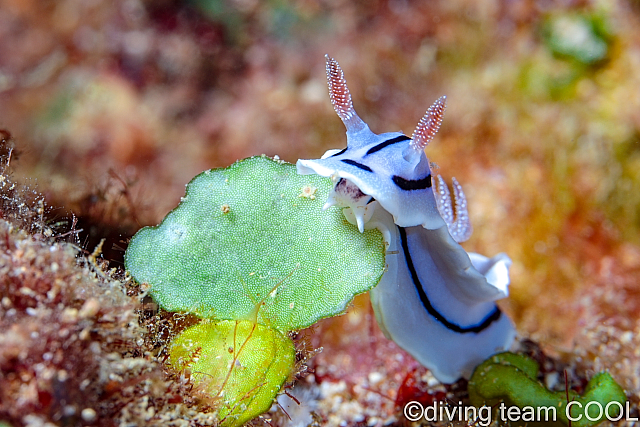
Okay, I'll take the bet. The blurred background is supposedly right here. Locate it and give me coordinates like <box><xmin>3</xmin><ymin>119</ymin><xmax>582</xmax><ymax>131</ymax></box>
<box><xmin>1</xmin><ymin>0</ymin><xmax>640</xmax><ymax>394</ymax></box>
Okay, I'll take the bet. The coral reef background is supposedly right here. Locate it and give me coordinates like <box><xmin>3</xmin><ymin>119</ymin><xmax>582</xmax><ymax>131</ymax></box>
<box><xmin>1</xmin><ymin>0</ymin><xmax>640</xmax><ymax>425</ymax></box>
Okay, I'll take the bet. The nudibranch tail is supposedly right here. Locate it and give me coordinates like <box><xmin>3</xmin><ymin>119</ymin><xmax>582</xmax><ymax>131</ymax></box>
<box><xmin>410</xmin><ymin>96</ymin><xmax>447</xmax><ymax>152</ymax></box>
<box><xmin>325</xmin><ymin>54</ymin><xmax>367</xmax><ymax>134</ymax></box>
<box><xmin>435</xmin><ymin>175</ymin><xmax>473</xmax><ymax>243</ymax></box>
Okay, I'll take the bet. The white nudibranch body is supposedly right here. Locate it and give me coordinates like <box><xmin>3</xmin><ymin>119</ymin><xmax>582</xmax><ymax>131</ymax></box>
<box><xmin>296</xmin><ymin>55</ymin><xmax>515</xmax><ymax>383</ymax></box>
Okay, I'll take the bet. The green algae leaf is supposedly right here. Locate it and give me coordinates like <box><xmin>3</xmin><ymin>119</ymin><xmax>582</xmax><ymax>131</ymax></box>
<box><xmin>169</xmin><ymin>320</ymin><xmax>295</xmax><ymax>427</ymax></box>
<box><xmin>125</xmin><ymin>156</ymin><xmax>385</xmax><ymax>331</ymax></box>
<box><xmin>469</xmin><ymin>352</ymin><xmax>626</xmax><ymax>427</ymax></box>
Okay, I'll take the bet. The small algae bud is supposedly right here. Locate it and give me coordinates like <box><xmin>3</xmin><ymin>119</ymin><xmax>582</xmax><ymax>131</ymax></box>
<box><xmin>298</xmin><ymin>185</ymin><xmax>317</xmax><ymax>199</ymax></box>
<box><xmin>468</xmin><ymin>352</ymin><xmax>626</xmax><ymax>427</ymax></box>
<box><xmin>169</xmin><ymin>320</ymin><xmax>295</xmax><ymax>427</ymax></box>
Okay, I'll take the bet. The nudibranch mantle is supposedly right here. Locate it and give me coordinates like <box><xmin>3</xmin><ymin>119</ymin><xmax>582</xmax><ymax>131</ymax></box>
<box><xmin>297</xmin><ymin>55</ymin><xmax>515</xmax><ymax>383</ymax></box>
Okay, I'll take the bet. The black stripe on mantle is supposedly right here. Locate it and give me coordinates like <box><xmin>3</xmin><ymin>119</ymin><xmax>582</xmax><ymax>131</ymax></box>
<box><xmin>341</xmin><ymin>159</ymin><xmax>373</xmax><ymax>172</ymax></box>
<box><xmin>392</xmin><ymin>174</ymin><xmax>432</xmax><ymax>191</ymax></box>
<box><xmin>365</xmin><ymin>135</ymin><xmax>411</xmax><ymax>156</ymax></box>
<box><xmin>398</xmin><ymin>226</ymin><xmax>502</xmax><ymax>334</ymax></box>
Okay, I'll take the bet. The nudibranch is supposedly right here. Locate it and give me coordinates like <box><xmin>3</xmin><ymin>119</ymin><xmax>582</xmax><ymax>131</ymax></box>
<box><xmin>297</xmin><ymin>56</ymin><xmax>516</xmax><ymax>383</ymax></box>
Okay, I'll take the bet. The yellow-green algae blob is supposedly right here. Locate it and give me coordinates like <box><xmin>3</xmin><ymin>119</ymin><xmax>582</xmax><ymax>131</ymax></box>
<box><xmin>125</xmin><ymin>156</ymin><xmax>385</xmax><ymax>331</ymax></box>
<box><xmin>170</xmin><ymin>320</ymin><xmax>295</xmax><ymax>427</ymax></box>
<box><xmin>469</xmin><ymin>352</ymin><xmax>626</xmax><ymax>427</ymax></box>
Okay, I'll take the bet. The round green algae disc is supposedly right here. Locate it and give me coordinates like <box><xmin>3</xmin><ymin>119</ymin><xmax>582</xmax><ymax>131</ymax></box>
<box><xmin>125</xmin><ymin>156</ymin><xmax>385</xmax><ymax>331</ymax></box>
<box><xmin>169</xmin><ymin>320</ymin><xmax>295</xmax><ymax>427</ymax></box>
